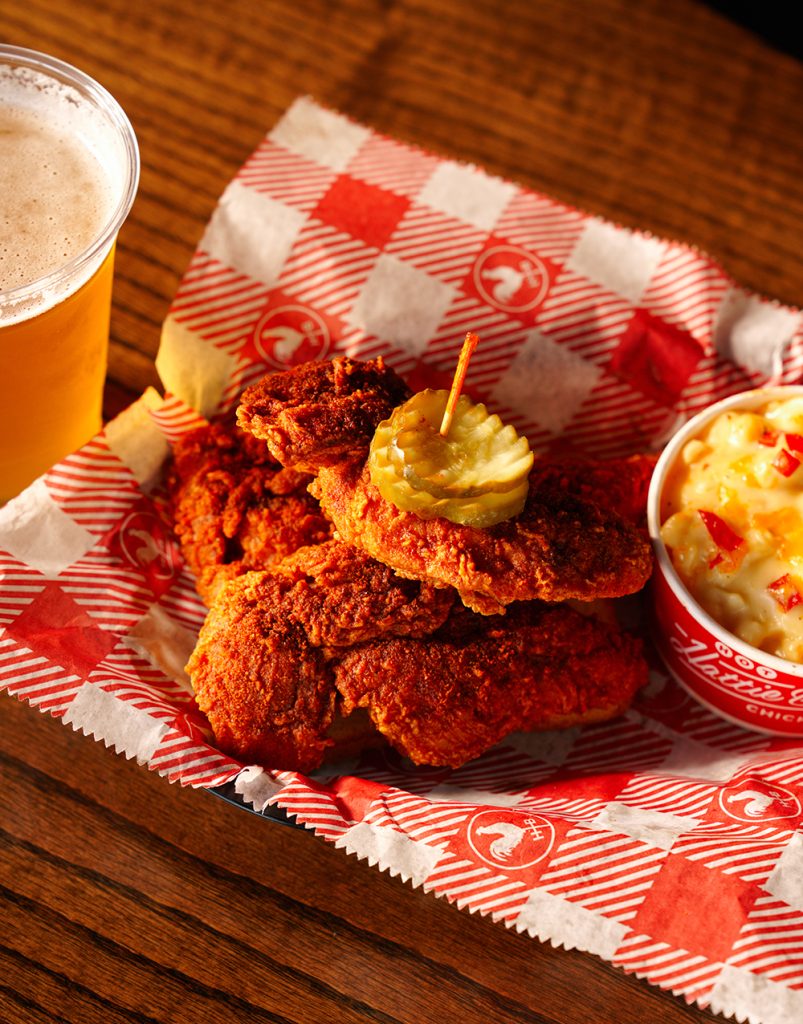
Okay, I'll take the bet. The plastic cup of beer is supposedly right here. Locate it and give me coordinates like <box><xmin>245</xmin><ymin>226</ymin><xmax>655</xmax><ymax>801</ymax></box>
<box><xmin>0</xmin><ymin>46</ymin><xmax>139</xmax><ymax>503</ymax></box>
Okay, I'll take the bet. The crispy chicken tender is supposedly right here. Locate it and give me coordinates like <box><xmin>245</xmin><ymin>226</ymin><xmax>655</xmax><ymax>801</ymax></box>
<box><xmin>167</xmin><ymin>421</ymin><xmax>332</xmax><ymax>604</ymax></box>
<box><xmin>184</xmin><ymin>359</ymin><xmax>654</xmax><ymax>773</ymax></box>
<box><xmin>238</xmin><ymin>358</ymin><xmax>653</xmax><ymax>613</ymax></box>
<box><xmin>254</xmin><ymin>540</ymin><xmax>454</xmax><ymax>646</ymax></box>
<box><xmin>187</xmin><ymin>541</ymin><xmax>454</xmax><ymax>772</ymax></box>
<box><xmin>237</xmin><ymin>355</ymin><xmax>411</xmax><ymax>473</ymax></box>
<box><xmin>334</xmin><ymin>602</ymin><xmax>647</xmax><ymax>767</ymax></box>
<box><xmin>310</xmin><ymin>458</ymin><xmax>652</xmax><ymax>613</ymax></box>
<box><xmin>527</xmin><ymin>453</ymin><xmax>657</xmax><ymax>530</ymax></box>
<box><xmin>189</xmin><ymin>556</ymin><xmax>645</xmax><ymax>772</ymax></box>
<box><xmin>192</xmin><ymin>619</ymin><xmax>334</xmax><ymax>774</ymax></box>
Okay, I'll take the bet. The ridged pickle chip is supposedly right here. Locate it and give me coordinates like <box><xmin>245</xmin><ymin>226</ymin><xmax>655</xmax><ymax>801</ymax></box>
<box><xmin>368</xmin><ymin>389</ymin><xmax>533</xmax><ymax>527</ymax></box>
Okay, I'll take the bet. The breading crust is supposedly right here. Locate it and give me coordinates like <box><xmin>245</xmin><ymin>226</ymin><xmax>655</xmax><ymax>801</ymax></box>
<box><xmin>237</xmin><ymin>355</ymin><xmax>411</xmax><ymax>473</ymax></box>
<box><xmin>334</xmin><ymin>601</ymin><xmax>647</xmax><ymax>767</ymax></box>
<box><xmin>187</xmin><ymin>541</ymin><xmax>453</xmax><ymax>771</ymax></box>
<box><xmin>167</xmin><ymin>421</ymin><xmax>331</xmax><ymax>603</ymax></box>
<box><xmin>310</xmin><ymin>458</ymin><xmax>653</xmax><ymax>612</ymax></box>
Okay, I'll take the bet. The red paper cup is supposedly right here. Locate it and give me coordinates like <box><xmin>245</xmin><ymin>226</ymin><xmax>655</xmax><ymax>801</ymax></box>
<box><xmin>647</xmin><ymin>386</ymin><xmax>803</xmax><ymax>737</ymax></box>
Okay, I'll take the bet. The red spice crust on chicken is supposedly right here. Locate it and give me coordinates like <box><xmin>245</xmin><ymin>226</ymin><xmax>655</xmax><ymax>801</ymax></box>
<box><xmin>310</xmin><ymin>458</ymin><xmax>651</xmax><ymax>614</ymax></box>
<box><xmin>187</xmin><ymin>541</ymin><xmax>646</xmax><ymax>772</ymax></box>
<box><xmin>238</xmin><ymin>356</ymin><xmax>654</xmax><ymax>614</ymax></box>
<box><xmin>236</xmin><ymin>355</ymin><xmax>411</xmax><ymax>474</ymax></box>
<box><xmin>177</xmin><ymin>356</ymin><xmax>656</xmax><ymax>773</ymax></box>
<box><xmin>167</xmin><ymin>420</ymin><xmax>332</xmax><ymax>604</ymax></box>
<box><xmin>187</xmin><ymin>541</ymin><xmax>454</xmax><ymax>772</ymax></box>
<box><xmin>335</xmin><ymin>602</ymin><xmax>646</xmax><ymax>768</ymax></box>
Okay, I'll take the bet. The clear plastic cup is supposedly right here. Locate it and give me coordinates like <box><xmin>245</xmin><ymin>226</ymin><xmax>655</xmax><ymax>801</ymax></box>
<box><xmin>0</xmin><ymin>45</ymin><xmax>139</xmax><ymax>502</ymax></box>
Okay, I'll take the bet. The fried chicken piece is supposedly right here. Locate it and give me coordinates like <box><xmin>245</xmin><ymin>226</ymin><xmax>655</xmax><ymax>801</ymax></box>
<box><xmin>255</xmin><ymin>539</ymin><xmax>454</xmax><ymax>646</ymax></box>
<box><xmin>187</xmin><ymin>541</ymin><xmax>454</xmax><ymax>771</ymax></box>
<box><xmin>238</xmin><ymin>359</ymin><xmax>653</xmax><ymax>613</ymax></box>
<box><xmin>167</xmin><ymin>421</ymin><xmax>332</xmax><ymax>604</ymax></box>
<box><xmin>237</xmin><ymin>355</ymin><xmax>411</xmax><ymax>473</ymax></box>
<box><xmin>192</xmin><ymin>619</ymin><xmax>335</xmax><ymax>774</ymax></box>
<box><xmin>334</xmin><ymin>602</ymin><xmax>647</xmax><ymax>767</ymax></box>
<box><xmin>528</xmin><ymin>453</ymin><xmax>657</xmax><ymax>529</ymax></box>
<box><xmin>310</xmin><ymin>458</ymin><xmax>652</xmax><ymax>613</ymax></box>
<box><xmin>188</xmin><ymin>539</ymin><xmax>646</xmax><ymax>772</ymax></box>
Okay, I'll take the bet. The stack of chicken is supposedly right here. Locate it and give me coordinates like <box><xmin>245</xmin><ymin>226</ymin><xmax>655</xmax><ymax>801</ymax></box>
<box><xmin>168</xmin><ymin>356</ymin><xmax>655</xmax><ymax>773</ymax></box>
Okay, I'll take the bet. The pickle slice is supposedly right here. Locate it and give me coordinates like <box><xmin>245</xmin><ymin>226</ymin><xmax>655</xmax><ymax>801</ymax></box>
<box><xmin>368</xmin><ymin>389</ymin><xmax>533</xmax><ymax>527</ymax></box>
<box><xmin>386</xmin><ymin>391</ymin><xmax>532</xmax><ymax>498</ymax></box>
<box><xmin>372</xmin><ymin>450</ymin><xmax>529</xmax><ymax>526</ymax></box>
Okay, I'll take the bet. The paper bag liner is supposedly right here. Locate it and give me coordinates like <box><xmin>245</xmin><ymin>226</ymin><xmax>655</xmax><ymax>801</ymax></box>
<box><xmin>2</xmin><ymin>97</ymin><xmax>803</xmax><ymax>1024</ymax></box>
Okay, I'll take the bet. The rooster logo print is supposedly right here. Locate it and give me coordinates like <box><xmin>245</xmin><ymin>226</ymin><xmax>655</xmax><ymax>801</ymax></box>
<box><xmin>254</xmin><ymin>305</ymin><xmax>331</xmax><ymax>369</ymax></box>
<box><xmin>473</xmin><ymin>245</ymin><xmax>551</xmax><ymax>313</ymax></box>
<box><xmin>475</xmin><ymin>822</ymin><xmax>527</xmax><ymax>860</ymax></box>
<box><xmin>718</xmin><ymin>779</ymin><xmax>802</xmax><ymax>824</ymax></box>
<box><xmin>467</xmin><ymin>809</ymin><xmax>555</xmax><ymax>870</ymax></box>
<box><xmin>117</xmin><ymin>511</ymin><xmax>181</xmax><ymax>585</ymax></box>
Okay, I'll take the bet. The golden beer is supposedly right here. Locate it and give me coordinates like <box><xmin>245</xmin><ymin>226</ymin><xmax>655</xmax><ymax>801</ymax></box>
<box><xmin>0</xmin><ymin>47</ymin><xmax>138</xmax><ymax>503</ymax></box>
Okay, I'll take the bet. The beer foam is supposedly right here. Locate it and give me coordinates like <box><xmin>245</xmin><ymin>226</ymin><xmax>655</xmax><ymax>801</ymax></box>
<box><xmin>0</xmin><ymin>64</ymin><xmax>126</xmax><ymax>312</ymax></box>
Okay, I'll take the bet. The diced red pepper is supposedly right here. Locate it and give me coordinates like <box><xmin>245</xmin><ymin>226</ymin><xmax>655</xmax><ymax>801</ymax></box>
<box><xmin>698</xmin><ymin>509</ymin><xmax>743</xmax><ymax>552</ymax></box>
<box><xmin>786</xmin><ymin>433</ymin><xmax>803</xmax><ymax>455</ymax></box>
<box><xmin>773</xmin><ymin>449</ymin><xmax>801</xmax><ymax>477</ymax></box>
<box><xmin>768</xmin><ymin>574</ymin><xmax>803</xmax><ymax>612</ymax></box>
<box><xmin>708</xmin><ymin>552</ymin><xmax>724</xmax><ymax>570</ymax></box>
<box><xmin>758</xmin><ymin>428</ymin><xmax>779</xmax><ymax>447</ymax></box>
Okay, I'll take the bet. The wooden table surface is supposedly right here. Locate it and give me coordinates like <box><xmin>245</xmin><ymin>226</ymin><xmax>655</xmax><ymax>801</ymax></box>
<box><xmin>3</xmin><ymin>2</ymin><xmax>803</xmax><ymax>1022</ymax></box>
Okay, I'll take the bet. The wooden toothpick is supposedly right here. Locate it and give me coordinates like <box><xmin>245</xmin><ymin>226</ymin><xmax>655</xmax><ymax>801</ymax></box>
<box><xmin>440</xmin><ymin>332</ymin><xmax>479</xmax><ymax>437</ymax></box>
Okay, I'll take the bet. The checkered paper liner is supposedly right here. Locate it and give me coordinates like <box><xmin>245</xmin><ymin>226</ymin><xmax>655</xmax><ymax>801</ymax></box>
<box><xmin>2</xmin><ymin>98</ymin><xmax>803</xmax><ymax>1024</ymax></box>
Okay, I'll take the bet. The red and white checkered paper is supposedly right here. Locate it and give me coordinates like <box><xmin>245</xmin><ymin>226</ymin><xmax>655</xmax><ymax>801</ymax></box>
<box><xmin>3</xmin><ymin>97</ymin><xmax>803</xmax><ymax>1024</ymax></box>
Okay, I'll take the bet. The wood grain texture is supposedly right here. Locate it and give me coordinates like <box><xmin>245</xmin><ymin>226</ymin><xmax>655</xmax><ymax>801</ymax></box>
<box><xmin>2</xmin><ymin>697</ymin><xmax>716</xmax><ymax>1024</ymax></box>
<box><xmin>2</xmin><ymin>1</ymin><xmax>802</xmax><ymax>1021</ymax></box>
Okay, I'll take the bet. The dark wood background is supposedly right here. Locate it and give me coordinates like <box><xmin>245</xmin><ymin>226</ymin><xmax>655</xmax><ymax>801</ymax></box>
<box><xmin>3</xmin><ymin>1</ymin><xmax>802</xmax><ymax>1021</ymax></box>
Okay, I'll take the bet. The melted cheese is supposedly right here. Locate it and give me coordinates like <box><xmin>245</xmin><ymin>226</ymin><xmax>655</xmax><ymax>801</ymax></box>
<box><xmin>661</xmin><ymin>397</ymin><xmax>803</xmax><ymax>662</ymax></box>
